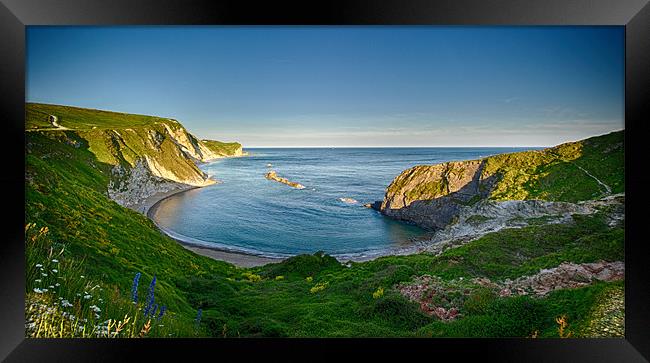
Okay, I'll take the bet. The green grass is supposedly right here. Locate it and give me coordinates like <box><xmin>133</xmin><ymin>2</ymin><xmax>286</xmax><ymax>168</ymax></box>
<box><xmin>201</xmin><ymin>139</ymin><xmax>243</xmax><ymax>156</ymax></box>
<box><xmin>26</xmin><ymin>103</ymin><xmax>176</xmax><ymax>130</ymax></box>
<box><xmin>385</xmin><ymin>131</ymin><xmax>624</xmax><ymax>206</ymax></box>
<box><xmin>484</xmin><ymin>130</ymin><xmax>624</xmax><ymax>202</ymax></box>
<box><xmin>25</xmin><ymin>104</ymin><xmax>625</xmax><ymax>337</ymax></box>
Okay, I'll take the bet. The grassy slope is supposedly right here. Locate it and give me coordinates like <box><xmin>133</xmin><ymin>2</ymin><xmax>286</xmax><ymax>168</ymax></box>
<box><xmin>25</xmin><ymin>104</ymin><xmax>624</xmax><ymax>337</ymax></box>
<box><xmin>26</xmin><ymin>103</ymin><xmax>172</xmax><ymax>130</ymax></box>
<box><xmin>387</xmin><ymin>131</ymin><xmax>624</xmax><ymax>204</ymax></box>
<box><xmin>485</xmin><ymin>130</ymin><xmax>624</xmax><ymax>202</ymax></box>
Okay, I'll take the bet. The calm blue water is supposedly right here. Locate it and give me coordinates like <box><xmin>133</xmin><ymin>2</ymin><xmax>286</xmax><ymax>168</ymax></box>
<box><xmin>150</xmin><ymin>147</ymin><xmax>533</xmax><ymax>259</ymax></box>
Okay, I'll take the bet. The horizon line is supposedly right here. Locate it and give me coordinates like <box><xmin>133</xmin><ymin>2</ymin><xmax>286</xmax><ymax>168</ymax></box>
<box><xmin>241</xmin><ymin>145</ymin><xmax>549</xmax><ymax>149</ymax></box>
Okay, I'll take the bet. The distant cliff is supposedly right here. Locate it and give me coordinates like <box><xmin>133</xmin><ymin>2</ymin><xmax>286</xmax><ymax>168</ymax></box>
<box><xmin>26</xmin><ymin>103</ymin><xmax>243</xmax><ymax>210</ymax></box>
<box><xmin>379</xmin><ymin>131</ymin><xmax>624</xmax><ymax>229</ymax></box>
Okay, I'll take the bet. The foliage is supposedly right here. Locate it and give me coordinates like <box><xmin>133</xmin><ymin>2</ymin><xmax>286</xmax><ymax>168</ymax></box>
<box><xmin>24</xmin><ymin>103</ymin><xmax>625</xmax><ymax>338</ymax></box>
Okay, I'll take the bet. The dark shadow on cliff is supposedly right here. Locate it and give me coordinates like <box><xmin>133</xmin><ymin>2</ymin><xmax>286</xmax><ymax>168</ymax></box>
<box><xmin>378</xmin><ymin>160</ymin><xmax>500</xmax><ymax>230</ymax></box>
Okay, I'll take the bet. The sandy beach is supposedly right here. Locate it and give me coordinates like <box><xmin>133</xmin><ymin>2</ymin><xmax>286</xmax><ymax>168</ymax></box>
<box><xmin>143</xmin><ymin>185</ymin><xmax>287</xmax><ymax>268</ymax></box>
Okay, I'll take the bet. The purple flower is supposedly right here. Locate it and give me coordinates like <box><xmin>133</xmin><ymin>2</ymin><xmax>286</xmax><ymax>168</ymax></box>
<box><xmin>157</xmin><ymin>305</ymin><xmax>167</xmax><ymax>320</ymax></box>
<box><xmin>131</xmin><ymin>272</ymin><xmax>141</xmax><ymax>303</ymax></box>
<box><xmin>194</xmin><ymin>308</ymin><xmax>202</xmax><ymax>327</ymax></box>
<box><xmin>149</xmin><ymin>304</ymin><xmax>158</xmax><ymax>318</ymax></box>
<box><xmin>143</xmin><ymin>275</ymin><xmax>156</xmax><ymax>316</ymax></box>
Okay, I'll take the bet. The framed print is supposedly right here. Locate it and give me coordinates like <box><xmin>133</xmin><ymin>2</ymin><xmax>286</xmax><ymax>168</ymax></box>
<box><xmin>1</xmin><ymin>0</ymin><xmax>649</xmax><ymax>361</ymax></box>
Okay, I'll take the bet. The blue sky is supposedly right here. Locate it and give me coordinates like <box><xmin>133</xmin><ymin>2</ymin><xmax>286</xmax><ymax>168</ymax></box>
<box><xmin>27</xmin><ymin>26</ymin><xmax>624</xmax><ymax>147</ymax></box>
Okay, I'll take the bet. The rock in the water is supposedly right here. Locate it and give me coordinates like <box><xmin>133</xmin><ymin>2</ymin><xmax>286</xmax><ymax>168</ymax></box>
<box><xmin>265</xmin><ymin>170</ymin><xmax>305</xmax><ymax>189</ymax></box>
<box><xmin>339</xmin><ymin>197</ymin><xmax>358</xmax><ymax>204</ymax></box>
<box><xmin>363</xmin><ymin>201</ymin><xmax>382</xmax><ymax>210</ymax></box>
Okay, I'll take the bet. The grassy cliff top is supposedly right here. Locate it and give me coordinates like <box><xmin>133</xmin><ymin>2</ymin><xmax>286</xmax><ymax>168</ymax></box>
<box><xmin>201</xmin><ymin>139</ymin><xmax>242</xmax><ymax>156</ymax></box>
<box><xmin>385</xmin><ymin>130</ymin><xmax>624</xmax><ymax>205</ymax></box>
<box><xmin>26</xmin><ymin>102</ymin><xmax>179</xmax><ymax>130</ymax></box>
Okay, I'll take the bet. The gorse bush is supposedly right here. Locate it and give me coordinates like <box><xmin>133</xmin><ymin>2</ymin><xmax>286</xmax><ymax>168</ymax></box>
<box><xmin>310</xmin><ymin>282</ymin><xmax>329</xmax><ymax>294</ymax></box>
<box><xmin>372</xmin><ymin>287</ymin><xmax>385</xmax><ymax>299</ymax></box>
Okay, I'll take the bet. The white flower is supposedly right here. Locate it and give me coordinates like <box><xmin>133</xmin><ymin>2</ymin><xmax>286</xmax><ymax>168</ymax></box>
<box><xmin>52</xmin><ymin>269</ymin><xmax>58</xmax><ymax>273</ymax></box>
<box><xmin>95</xmin><ymin>313</ymin><xmax>100</xmax><ymax>319</ymax></box>
<box><xmin>84</xmin><ymin>294</ymin><xmax>91</xmax><ymax>299</ymax></box>
<box><xmin>48</xmin><ymin>285</ymin><xmax>54</xmax><ymax>289</ymax></box>
<box><xmin>41</xmin><ymin>273</ymin><xmax>48</xmax><ymax>277</ymax></box>
<box><xmin>89</xmin><ymin>305</ymin><xmax>101</xmax><ymax>312</ymax></box>
<box><xmin>55</xmin><ymin>283</ymin><xmax>60</xmax><ymax>287</ymax></box>
<box><xmin>42</xmin><ymin>288</ymin><xmax>48</xmax><ymax>292</ymax></box>
<box><xmin>61</xmin><ymin>300</ymin><xmax>73</xmax><ymax>308</ymax></box>
<box><xmin>51</xmin><ymin>259</ymin><xmax>58</xmax><ymax>263</ymax></box>
<box><xmin>34</xmin><ymin>279</ymin><xmax>42</xmax><ymax>283</ymax></box>
<box><xmin>80</xmin><ymin>275</ymin><xmax>85</xmax><ymax>279</ymax></box>
<box><xmin>33</xmin><ymin>288</ymin><xmax>43</xmax><ymax>293</ymax></box>
<box><xmin>35</xmin><ymin>264</ymin><xmax>43</xmax><ymax>268</ymax></box>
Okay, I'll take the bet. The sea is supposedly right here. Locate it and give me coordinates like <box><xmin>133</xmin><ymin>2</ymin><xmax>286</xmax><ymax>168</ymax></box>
<box><xmin>149</xmin><ymin>147</ymin><xmax>535</xmax><ymax>259</ymax></box>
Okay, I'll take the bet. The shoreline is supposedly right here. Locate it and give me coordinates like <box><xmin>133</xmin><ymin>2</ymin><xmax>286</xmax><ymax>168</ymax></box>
<box><xmin>138</xmin><ymin>154</ymin><xmax>430</xmax><ymax>268</ymax></box>
<box><xmin>144</xmin><ymin>181</ymin><xmax>288</xmax><ymax>268</ymax></box>
<box><xmin>142</xmin><ymin>184</ymin><xmax>424</xmax><ymax>267</ymax></box>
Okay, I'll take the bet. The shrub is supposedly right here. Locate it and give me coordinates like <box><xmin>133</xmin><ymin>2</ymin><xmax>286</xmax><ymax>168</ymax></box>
<box><xmin>310</xmin><ymin>282</ymin><xmax>328</xmax><ymax>294</ymax></box>
<box><xmin>372</xmin><ymin>287</ymin><xmax>384</xmax><ymax>299</ymax></box>
<box><xmin>463</xmin><ymin>287</ymin><xmax>497</xmax><ymax>315</ymax></box>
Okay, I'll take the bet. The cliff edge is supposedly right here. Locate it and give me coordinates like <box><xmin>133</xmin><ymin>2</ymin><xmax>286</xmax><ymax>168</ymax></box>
<box><xmin>26</xmin><ymin>103</ymin><xmax>243</xmax><ymax>210</ymax></box>
<box><xmin>379</xmin><ymin>131</ymin><xmax>624</xmax><ymax>230</ymax></box>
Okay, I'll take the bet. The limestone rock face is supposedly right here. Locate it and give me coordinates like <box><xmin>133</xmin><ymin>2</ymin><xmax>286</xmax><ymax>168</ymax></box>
<box><xmin>108</xmin><ymin>159</ymin><xmax>191</xmax><ymax>209</ymax></box>
<box><xmin>380</xmin><ymin>160</ymin><xmax>493</xmax><ymax>229</ymax></box>
<box><xmin>161</xmin><ymin>121</ymin><xmax>220</xmax><ymax>162</ymax></box>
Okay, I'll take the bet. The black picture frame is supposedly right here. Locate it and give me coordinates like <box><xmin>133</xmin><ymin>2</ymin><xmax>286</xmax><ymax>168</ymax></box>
<box><xmin>1</xmin><ymin>0</ymin><xmax>649</xmax><ymax>361</ymax></box>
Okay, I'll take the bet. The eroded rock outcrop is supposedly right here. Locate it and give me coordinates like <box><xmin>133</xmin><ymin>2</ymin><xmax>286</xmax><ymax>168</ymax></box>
<box><xmin>265</xmin><ymin>171</ymin><xmax>305</xmax><ymax>189</ymax></box>
<box><xmin>378</xmin><ymin>131</ymin><xmax>624</xmax><ymax>231</ymax></box>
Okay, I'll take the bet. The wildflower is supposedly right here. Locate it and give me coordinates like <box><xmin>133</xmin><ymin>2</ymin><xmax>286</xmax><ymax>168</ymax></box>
<box><xmin>194</xmin><ymin>308</ymin><xmax>202</xmax><ymax>327</ymax></box>
<box><xmin>35</xmin><ymin>264</ymin><xmax>43</xmax><ymax>268</ymax></box>
<box><xmin>148</xmin><ymin>304</ymin><xmax>158</xmax><ymax>318</ymax></box>
<box><xmin>41</xmin><ymin>273</ymin><xmax>48</xmax><ymax>277</ymax></box>
<box><xmin>143</xmin><ymin>275</ymin><xmax>156</xmax><ymax>316</ymax></box>
<box><xmin>306</xmin><ymin>276</ymin><xmax>313</xmax><ymax>283</ymax></box>
<box><xmin>55</xmin><ymin>283</ymin><xmax>60</xmax><ymax>287</ymax></box>
<box><xmin>35</xmin><ymin>279</ymin><xmax>41</xmax><ymax>283</ymax></box>
<box><xmin>89</xmin><ymin>305</ymin><xmax>101</xmax><ymax>313</ymax></box>
<box><xmin>80</xmin><ymin>275</ymin><xmax>85</xmax><ymax>279</ymax></box>
<box><xmin>33</xmin><ymin>288</ymin><xmax>43</xmax><ymax>294</ymax></box>
<box><xmin>131</xmin><ymin>272</ymin><xmax>141</xmax><ymax>303</ymax></box>
<box><xmin>157</xmin><ymin>306</ymin><xmax>167</xmax><ymax>320</ymax></box>
<box><xmin>42</xmin><ymin>288</ymin><xmax>48</xmax><ymax>293</ymax></box>
<box><xmin>51</xmin><ymin>259</ymin><xmax>58</xmax><ymax>263</ymax></box>
<box><xmin>52</xmin><ymin>269</ymin><xmax>58</xmax><ymax>273</ymax></box>
<box><xmin>83</xmin><ymin>294</ymin><xmax>91</xmax><ymax>300</ymax></box>
<box><xmin>61</xmin><ymin>300</ymin><xmax>73</xmax><ymax>308</ymax></box>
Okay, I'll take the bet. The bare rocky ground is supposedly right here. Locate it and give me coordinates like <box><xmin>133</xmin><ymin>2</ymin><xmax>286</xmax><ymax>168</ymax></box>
<box><xmin>398</xmin><ymin>260</ymin><xmax>624</xmax><ymax>324</ymax></box>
